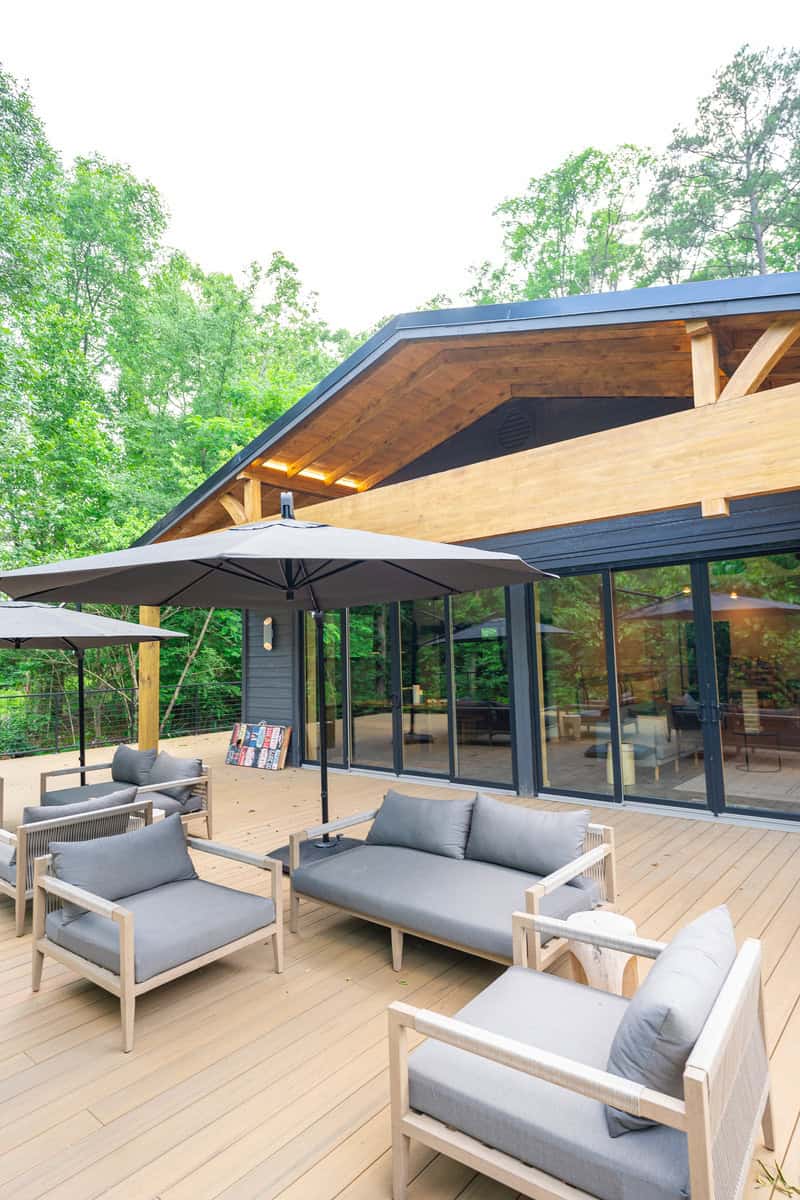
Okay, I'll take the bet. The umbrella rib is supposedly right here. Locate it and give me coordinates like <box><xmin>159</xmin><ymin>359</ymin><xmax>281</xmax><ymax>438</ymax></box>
<box><xmin>296</xmin><ymin>560</ymin><xmax>365</xmax><ymax>588</ymax></box>
<box><xmin>196</xmin><ymin>560</ymin><xmax>288</xmax><ymax>591</ymax></box>
<box><xmin>385</xmin><ymin>562</ymin><xmax>460</xmax><ymax>593</ymax></box>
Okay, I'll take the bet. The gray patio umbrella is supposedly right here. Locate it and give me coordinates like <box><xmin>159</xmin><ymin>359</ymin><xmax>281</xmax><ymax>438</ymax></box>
<box><xmin>0</xmin><ymin>494</ymin><xmax>549</xmax><ymax>859</ymax></box>
<box><xmin>0</xmin><ymin>601</ymin><xmax>185</xmax><ymax>782</ymax></box>
<box><xmin>623</xmin><ymin>591</ymin><xmax>800</xmax><ymax>620</ymax></box>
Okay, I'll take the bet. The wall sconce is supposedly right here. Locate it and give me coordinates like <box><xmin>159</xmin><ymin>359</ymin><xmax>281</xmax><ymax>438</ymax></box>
<box><xmin>263</xmin><ymin>617</ymin><xmax>274</xmax><ymax>651</ymax></box>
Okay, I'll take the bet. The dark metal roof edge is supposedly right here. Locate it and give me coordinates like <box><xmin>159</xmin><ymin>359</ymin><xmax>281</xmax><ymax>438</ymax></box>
<box><xmin>137</xmin><ymin>271</ymin><xmax>800</xmax><ymax>545</ymax></box>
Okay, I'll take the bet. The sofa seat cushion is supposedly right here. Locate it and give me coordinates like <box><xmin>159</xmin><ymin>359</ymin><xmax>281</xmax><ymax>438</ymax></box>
<box><xmin>43</xmin><ymin>781</ymin><xmax>127</xmax><ymax>806</ymax></box>
<box><xmin>45</xmin><ymin>878</ymin><xmax>275</xmax><ymax>983</ymax></box>
<box><xmin>0</xmin><ymin>843</ymin><xmax>16</xmax><ymax>884</ymax></box>
<box><xmin>409</xmin><ymin>967</ymin><xmax>689</xmax><ymax>1200</ymax></box>
<box><xmin>292</xmin><ymin>844</ymin><xmax>594</xmax><ymax>960</ymax></box>
<box><xmin>144</xmin><ymin>791</ymin><xmax>204</xmax><ymax>816</ymax></box>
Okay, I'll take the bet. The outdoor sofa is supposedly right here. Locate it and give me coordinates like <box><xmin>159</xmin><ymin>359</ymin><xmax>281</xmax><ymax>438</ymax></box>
<box><xmin>0</xmin><ymin>787</ymin><xmax>153</xmax><ymax>935</ymax></box>
<box><xmin>31</xmin><ymin>813</ymin><xmax>283</xmax><ymax>1051</ymax></box>
<box><xmin>39</xmin><ymin>743</ymin><xmax>213</xmax><ymax>837</ymax></box>
<box><xmin>390</xmin><ymin>905</ymin><xmax>773</xmax><ymax>1200</ymax></box>
<box><xmin>290</xmin><ymin>790</ymin><xmax>615</xmax><ymax>972</ymax></box>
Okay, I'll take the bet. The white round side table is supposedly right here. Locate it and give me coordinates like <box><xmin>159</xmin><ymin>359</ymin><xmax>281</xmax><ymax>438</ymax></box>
<box><xmin>565</xmin><ymin>910</ymin><xmax>639</xmax><ymax>998</ymax></box>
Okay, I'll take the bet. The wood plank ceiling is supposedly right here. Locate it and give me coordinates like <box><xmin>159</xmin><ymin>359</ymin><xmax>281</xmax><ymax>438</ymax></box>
<box><xmin>160</xmin><ymin>312</ymin><xmax>800</xmax><ymax>541</ymax></box>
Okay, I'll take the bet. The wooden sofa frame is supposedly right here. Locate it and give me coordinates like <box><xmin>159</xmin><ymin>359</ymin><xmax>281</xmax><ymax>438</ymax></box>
<box><xmin>0</xmin><ymin>798</ymin><xmax>154</xmax><ymax>936</ymax></box>
<box><xmin>289</xmin><ymin>809</ymin><xmax>616</xmax><ymax>972</ymax></box>
<box><xmin>31</xmin><ymin>835</ymin><xmax>283</xmax><ymax>1051</ymax></box>
<box><xmin>389</xmin><ymin>911</ymin><xmax>774</xmax><ymax>1200</ymax></box>
<box><xmin>39</xmin><ymin>759</ymin><xmax>214</xmax><ymax>838</ymax></box>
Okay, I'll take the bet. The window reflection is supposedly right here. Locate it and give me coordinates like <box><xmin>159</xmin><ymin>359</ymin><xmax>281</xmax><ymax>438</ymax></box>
<box><xmin>303</xmin><ymin>611</ymin><xmax>345</xmax><ymax>764</ymax></box>
<box><xmin>400</xmin><ymin>598</ymin><xmax>450</xmax><ymax>774</ymax></box>
<box><xmin>452</xmin><ymin>588</ymin><xmax>514</xmax><ymax>785</ymax></box>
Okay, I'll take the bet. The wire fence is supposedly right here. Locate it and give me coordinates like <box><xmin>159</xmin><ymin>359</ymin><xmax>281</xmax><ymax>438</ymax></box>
<box><xmin>0</xmin><ymin>681</ymin><xmax>242</xmax><ymax>759</ymax></box>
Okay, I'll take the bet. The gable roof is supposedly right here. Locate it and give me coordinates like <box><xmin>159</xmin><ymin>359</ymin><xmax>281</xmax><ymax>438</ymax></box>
<box><xmin>137</xmin><ymin>270</ymin><xmax>800</xmax><ymax>545</ymax></box>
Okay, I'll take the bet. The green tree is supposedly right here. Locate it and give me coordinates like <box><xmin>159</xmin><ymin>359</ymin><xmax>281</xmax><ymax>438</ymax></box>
<box><xmin>469</xmin><ymin>146</ymin><xmax>652</xmax><ymax>303</ymax></box>
<box><xmin>642</xmin><ymin>45</ymin><xmax>800</xmax><ymax>281</ymax></box>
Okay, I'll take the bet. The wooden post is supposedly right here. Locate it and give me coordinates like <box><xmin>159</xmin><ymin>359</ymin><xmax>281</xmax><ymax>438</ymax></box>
<box><xmin>138</xmin><ymin>606</ymin><xmax>161</xmax><ymax>751</ymax></box>
<box><xmin>685</xmin><ymin>320</ymin><xmax>721</xmax><ymax>407</ymax></box>
<box><xmin>243</xmin><ymin>477</ymin><xmax>262</xmax><ymax>523</ymax></box>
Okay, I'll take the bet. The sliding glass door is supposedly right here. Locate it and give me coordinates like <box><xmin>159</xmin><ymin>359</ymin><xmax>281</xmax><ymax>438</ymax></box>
<box><xmin>533</xmin><ymin>550</ymin><xmax>800</xmax><ymax>820</ymax></box>
<box><xmin>349</xmin><ymin>603</ymin><xmax>397</xmax><ymax>770</ymax></box>
<box><xmin>399</xmin><ymin>597</ymin><xmax>450</xmax><ymax>775</ymax></box>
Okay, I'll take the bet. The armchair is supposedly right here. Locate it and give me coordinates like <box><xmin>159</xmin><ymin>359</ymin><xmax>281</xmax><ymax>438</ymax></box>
<box><xmin>390</xmin><ymin>910</ymin><xmax>773</xmax><ymax>1200</ymax></box>
<box><xmin>0</xmin><ymin>794</ymin><xmax>153</xmax><ymax>936</ymax></box>
<box><xmin>31</xmin><ymin>815</ymin><xmax>283</xmax><ymax>1050</ymax></box>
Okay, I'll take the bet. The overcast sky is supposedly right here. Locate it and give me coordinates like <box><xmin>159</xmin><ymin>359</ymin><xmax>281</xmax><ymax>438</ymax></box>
<box><xmin>3</xmin><ymin>1</ymin><xmax>798</xmax><ymax>330</ymax></box>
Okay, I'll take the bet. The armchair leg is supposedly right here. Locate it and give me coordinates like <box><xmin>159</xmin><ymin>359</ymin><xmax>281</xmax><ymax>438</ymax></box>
<box><xmin>289</xmin><ymin>887</ymin><xmax>299</xmax><ymax>934</ymax></box>
<box><xmin>15</xmin><ymin>899</ymin><xmax>26</xmax><ymax>937</ymax></box>
<box><xmin>389</xmin><ymin>1009</ymin><xmax>410</xmax><ymax>1200</ymax></box>
<box><xmin>272</xmin><ymin>929</ymin><xmax>284</xmax><ymax>974</ymax></box>
<box><xmin>32</xmin><ymin>943</ymin><xmax>44</xmax><ymax>992</ymax></box>
<box><xmin>391</xmin><ymin>927</ymin><xmax>404</xmax><ymax>972</ymax></box>
<box><xmin>121</xmin><ymin>990</ymin><xmax>135</xmax><ymax>1053</ymax></box>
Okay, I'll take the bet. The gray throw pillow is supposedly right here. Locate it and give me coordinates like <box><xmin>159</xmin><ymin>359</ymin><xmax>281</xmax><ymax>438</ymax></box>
<box><xmin>12</xmin><ymin>788</ymin><xmax>139</xmax><ymax>866</ymax></box>
<box><xmin>50</xmin><ymin>813</ymin><xmax>197</xmax><ymax>922</ymax></box>
<box><xmin>366</xmin><ymin>790</ymin><xmax>475</xmax><ymax>859</ymax></box>
<box><xmin>465</xmin><ymin>793</ymin><xmax>589</xmax><ymax>877</ymax></box>
<box><xmin>605</xmin><ymin>905</ymin><xmax>737</xmax><ymax>1136</ymax></box>
<box><xmin>148</xmin><ymin>751</ymin><xmax>203</xmax><ymax>804</ymax></box>
<box><xmin>112</xmin><ymin>744</ymin><xmax>157</xmax><ymax>786</ymax></box>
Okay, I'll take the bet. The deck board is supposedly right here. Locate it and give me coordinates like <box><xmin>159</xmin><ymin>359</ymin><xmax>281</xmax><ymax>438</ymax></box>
<box><xmin>0</xmin><ymin>730</ymin><xmax>798</xmax><ymax>1199</ymax></box>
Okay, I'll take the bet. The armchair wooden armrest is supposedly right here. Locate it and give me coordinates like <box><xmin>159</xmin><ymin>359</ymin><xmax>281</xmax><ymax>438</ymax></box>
<box><xmin>512</xmin><ymin>911</ymin><xmax>665</xmax><ymax>968</ymax></box>
<box><xmin>139</xmin><ymin>775</ymin><xmax>207</xmax><ymax>793</ymax></box>
<box><xmin>34</xmin><ymin>861</ymin><xmax>128</xmax><ymax>923</ymax></box>
<box><xmin>388</xmin><ymin>1001</ymin><xmax>686</xmax><ymax>1131</ymax></box>
<box><xmin>40</xmin><ymin>760</ymin><xmax>113</xmax><ymax>800</ymax></box>
<box><xmin>0</xmin><ymin>828</ymin><xmax>16</xmax><ymax>847</ymax></box>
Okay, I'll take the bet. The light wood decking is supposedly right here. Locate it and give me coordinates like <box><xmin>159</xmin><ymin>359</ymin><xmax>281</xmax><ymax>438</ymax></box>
<box><xmin>1</xmin><ymin>732</ymin><xmax>799</xmax><ymax>1199</ymax></box>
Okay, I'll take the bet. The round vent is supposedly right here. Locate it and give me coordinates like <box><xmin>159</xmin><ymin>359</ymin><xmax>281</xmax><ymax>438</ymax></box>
<box><xmin>496</xmin><ymin>409</ymin><xmax>533</xmax><ymax>453</ymax></box>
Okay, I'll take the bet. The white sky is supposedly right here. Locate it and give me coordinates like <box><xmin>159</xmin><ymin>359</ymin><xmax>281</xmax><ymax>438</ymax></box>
<box><xmin>2</xmin><ymin>1</ymin><xmax>799</xmax><ymax>330</ymax></box>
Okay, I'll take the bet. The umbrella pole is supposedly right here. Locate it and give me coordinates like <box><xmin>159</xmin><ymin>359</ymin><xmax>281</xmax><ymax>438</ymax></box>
<box><xmin>76</xmin><ymin>649</ymin><xmax>87</xmax><ymax>786</ymax></box>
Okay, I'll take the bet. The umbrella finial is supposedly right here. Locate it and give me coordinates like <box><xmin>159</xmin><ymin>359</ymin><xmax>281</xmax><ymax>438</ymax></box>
<box><xmin>280</xmin><ymin>492</ymin><xmax>295</xmax><ymax>520</ymax></box>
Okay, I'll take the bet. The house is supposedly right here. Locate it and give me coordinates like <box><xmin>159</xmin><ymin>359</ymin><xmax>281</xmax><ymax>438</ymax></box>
<box><xmin>138</xmin><ymin>271</ymin><xmax>800</xmax><ymax>822</ymax></box>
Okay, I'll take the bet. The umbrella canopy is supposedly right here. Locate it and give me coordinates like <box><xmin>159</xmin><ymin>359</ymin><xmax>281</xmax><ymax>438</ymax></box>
<box><xmin>0</xmin><ymin>516</ymin><xmax>549</xmax><ymax>610</ymax></box>
<box><xmin>0</xmin><ymin>500</ymin><xmax>548</xmax><ymax>856</ymax></box>
<box><xmin>0</xmin><ymin>600</ymin><xmax>187</xmax><ymax>649</ymax></box>
<box><xmin>623</xmin><ymin>591</ymin><xmax>800</xmax><ymax>621</ymax></box>
<box><xmin>0</xmin><ymin>600</ymin><xmax>185</xmax><ymax>777</ymax></box>
<box><xmin>451</xmin><ymin>616</ymin><xmax>570</xmax><ymax>641</ymax></box>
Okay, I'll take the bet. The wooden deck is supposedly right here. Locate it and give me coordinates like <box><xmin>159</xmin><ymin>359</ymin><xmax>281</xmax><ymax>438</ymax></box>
<box><xmin>1</xmin><ymin>732</ymin><xmax>800</xmax><ymax>1199</ymax></box>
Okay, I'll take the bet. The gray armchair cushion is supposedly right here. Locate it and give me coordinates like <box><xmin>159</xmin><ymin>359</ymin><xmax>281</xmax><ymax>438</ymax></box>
<box><xmin>111</xmin><ymin>744</ymin><xmax>157</xmax><ymax>786</ymax></box>
<box><xmin>409</xmin><ymin>966</ymin><xmax>689</xmax><ymax>1200</ymax></box>
<box><xmin>605</xmin><ymin>905</ymin><xmax>736</xmax><ymax>1136</ymax></box>
<box><xmin>11</xmin><ymin>787</ymin><xmax>138</xmax><ymax>865</ymax></box>
<box><xmin>45</xmin><ymin>878</ymin><xmax>275</xmax><ymax>982</ymax></box>
<box><xmin>51</xmin><ymin>814</ymin><xmax>197</xmax><ymax>922</ymax></box>
<box><xmin>466</xmin><ymin>793</ymin><xmax>590</xmax><ymax>877</ymax></box>
<box><xmin>366</xmin><ymin>790</ymin><xmax>474</xmax><ymax>859</ymax></box>
<box><xmin>0</xmin><ymin>843</ymin><xmax>15</xmax><ymax>884</ymax></box>
<box><xmin>148</xmin><ymin>751</ymin><xmax>203</xmax><ymax>804</ymax></box>
<box><xmin>293</xmin><ymin>843</ymin><xmax>593</xmax><ymax>960</ymax></box>
<box><xmin>43</xmin><ymin>780</ymin><xmax>129</xmax><ymax>806</ymax></box>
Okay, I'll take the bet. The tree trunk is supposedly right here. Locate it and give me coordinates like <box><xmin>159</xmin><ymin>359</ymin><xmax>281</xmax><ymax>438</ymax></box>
<box><xmin>749</xmin><ymin>192</ymin><xmax>768</xmax><ymax>275</ymax></box>
<box><xmin>159</xmin><ymin>608</ymin><xmax>215</xmax><ymax>735</ymax></box>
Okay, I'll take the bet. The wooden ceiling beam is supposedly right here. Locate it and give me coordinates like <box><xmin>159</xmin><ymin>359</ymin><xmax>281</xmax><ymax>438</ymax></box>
<box><xmin>719</xmin><ymin>317</ymin><xmax>800</xmax><ymax>402</ymax></box>
<box><xmin>240</xmin><ymin>464</ymin><xmax>353</xmax><ymax>499</ymax></box>
<box><xmin>218</xmin><ymin>493</ymin><xmax>247</xmax><ymax>524</ymax></box>
<box><xmin>242</xmin><ymin>476</ymin><xmax>262</xmax><ymax>523</ymax></box>
<box><xmin>685</xmin><ymin>319</ymin><xmax>723</xmax><ymax>407</ymax></box>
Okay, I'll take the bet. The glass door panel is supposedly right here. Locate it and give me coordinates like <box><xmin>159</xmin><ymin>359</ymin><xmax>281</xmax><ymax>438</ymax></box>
<box><xmin>400</xmin><ymin>598</ymin><xmax>450</xmax><ymax>775</ymax></box>
<box><xmin>612</xmin><ymin>565</ymin><xmax>709</xmax><ymax>806</ymax></box>
<box><xmin>710</xmin><ymin>552</ymin><xmax>800</xmax><ymax>817</ymax></box>
<box><xmin>451</xmin><ymin>588</ymin><xmax>514</xmax><ymax>785</ymax></box>
<box><xmin>349</xmin><ymin>603</ymin><xmax>395</xmax><ymax>769</ymax></box>
<box><xmin>303</xmin><ymin>611</ymin><xmax>346</xmax><ymax>765</ymax></box>
<box><xmin>535</xmin><ymin>574</ymin><xmax>616</xmax><ymax>796</ymax></box>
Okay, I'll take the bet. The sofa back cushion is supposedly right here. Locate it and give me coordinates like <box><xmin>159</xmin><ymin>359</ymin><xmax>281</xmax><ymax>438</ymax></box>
<box><xmin>13</xmin><ymin>787</ymin><xmax>139</xmax><ymax>866</ymax></box>
<box><xmin>366</xmin><ymin>790</ymin><xmax>475</xmax><ymax>859</ymax></box>
<box><xmin>22</xmin><ymin>787</ymin><xmax>138</xmax><ymax>826</ymax></box>
<box><xmin>465</xmin><ymin>793</ymin><xmax>589</xmax><ymax>877</ymax></box>
<box><xmin>51</xmin><ymin>813</ymin><xmax>197</xmax><ymax>922</ymax></box>
<box><xmin>605</xmin><ymin>905</ymin><xmax>737</xmax><ymax>1136</ymax></box>
<box><xmin>148</xmin><ymin>751</ymin><xmax>203</xmax><ymax>803</ymax></box>
<box><xmin>111</xmin><ymin>744</ymin><xmax>156</xmax><ymax>786</ymax></box>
